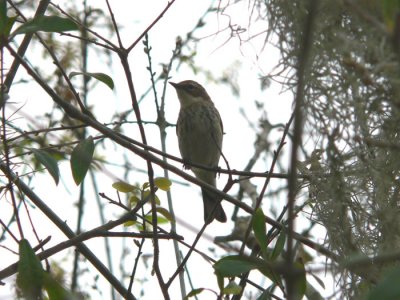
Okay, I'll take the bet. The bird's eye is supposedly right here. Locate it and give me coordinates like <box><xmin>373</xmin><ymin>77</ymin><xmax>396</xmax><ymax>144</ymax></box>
<box><xmin>187</xmin><ymin>84</ymin><xmax>195</xmax><ymax>90</ymax></box>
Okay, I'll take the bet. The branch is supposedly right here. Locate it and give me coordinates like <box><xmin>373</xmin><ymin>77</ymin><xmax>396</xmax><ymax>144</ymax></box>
<box><xmin>286</xmin><ymin>1</ymin><xmax>318</xmax><ymax>298</ymax></box>
<box><xmin>0</xmin><ymin>161</ymin><xmax>136</xmax><ymax>300</ymax></box>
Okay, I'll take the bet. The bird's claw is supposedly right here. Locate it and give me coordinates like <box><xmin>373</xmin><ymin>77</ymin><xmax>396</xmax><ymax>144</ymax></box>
<box><xmin>216</xmin><ymin>166</ymin><xmax>222</xmax><ymax>177</ymax></box>
<box><xmin>182</xmin><ymin>161</ymin><xmax>191</xmax><ymax>170</ymax></box>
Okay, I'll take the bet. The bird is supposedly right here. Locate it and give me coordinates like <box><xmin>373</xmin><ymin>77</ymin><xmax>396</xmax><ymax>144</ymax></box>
<box><xmin>170</xmin><ymin>80</ymin><xmax>227</xmax><ymax>224</ymax></box>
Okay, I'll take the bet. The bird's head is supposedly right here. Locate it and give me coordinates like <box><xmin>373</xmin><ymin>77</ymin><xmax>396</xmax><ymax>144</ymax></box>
<box><xmin>169</xmin><ymin>80</ymin><xmax>212</xmax><ymax>108</ymax></box>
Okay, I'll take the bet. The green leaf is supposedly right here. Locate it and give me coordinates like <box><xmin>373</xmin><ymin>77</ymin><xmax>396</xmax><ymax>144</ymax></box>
<box><xmin>69</xmin><ymin>71</ymin><xmax>114</xmax><ymax>90</ymax></box>
<box><xmin>123</xmin><ymin>220</ymin><xmax>136</xmax><ymax>227</ymax></box>
<box><xmin>293</xmin><ymin>259</ymin><xmax>306</xmax><ymax>300</ymax></box>
<box><xmin>253</xmin><ymin>208</ymin><xmax>267</xmax><ymax>258</ymax></box>
<box><xmin>367</xmin><ymin>267</ymin><xmax>400</xmax><ymax>300</ymax></box>
<box><xmin>43</xmin><ymin>273</ymin><xmax>75</xmax><ymax>300</ymax></box>
<box><xmin>129</xmin><ymin>195</ymin><xmax>141</xmax><ymax>205</ymax></box>
<box><xmin>155</xmin><ymin>207</ymin><xmax>174</xmax><ymax>223</ymax></box>
<box><xmin>31</xmin><ymin>148</ymin><xmax>60</xmax><ymax>185</ymax></box>
<box><xmin>223</xmin><ymin>281</ymin><xmax>242</xmax><ymax>295</ymax></box>
<box><xmin>184</xmin><ymin>288</ymin><xmax>205</xmax><ymax>299</ymax></box>
<box><xmin>271</xmin><ymin>231</ymin><xmax>286</xmax><ymax>261</ymax></box>
<box><xmin>70</xmin><ymin>136</ymin><xmax>95</xmax><ymax>185</ymax></box>
<box><xmin>143</xmin><ymin>190</ymin><xmax>160</xmax><ymax>205</ymax></box>
<box><xmin>214</xmin><ymin>255</ymin><xmax>265</xmax><ymax>277</ymax></box>
<box><xmin>216</xmin><ymin>272</ymin><xmax>224</xmax><ymax>291</ymax></box>
<box><xmin>16</xmin><ymin>239</ymin><xmax>44</xmax><ymax>299</ymax></box>
<box><xmin>214</xmin><ymin>255</ymin><xmax>278</xmax><ymax>282</ymax></box>
<box><xmin>14</xmin><ymin>15</ymin><xmax>78</xmax><ymax>35</ymax></box>
<box><xmin>0</xmin><ymin>0</ymin><xmax>16</xmax><ymax>38</ymax></box>
<box><xmin>112</xmin><ymin>181</ymin><xmax>137</xmax><ymax>193</ymax></box>
<box><xmin>3</xmin><ymin>16</ymin><xmax>17</xmax><ymax>37</ymax></box>
<box><xmin>144</xmin><ymin>214</ymin><xmax>169</xmax><ymax>224</ymax></box>
<box><xmin>154</xmin><ymin>177</ymin><xmax>172</xmax><ymax>191</ymax></box>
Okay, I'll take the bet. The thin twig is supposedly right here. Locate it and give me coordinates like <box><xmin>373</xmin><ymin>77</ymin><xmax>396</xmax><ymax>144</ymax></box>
<box><xmin>127</xmin><ymin>0</ymin><xmax>177</xmax><ymax>53</ymax></box>
<box><xmin>286</xmin><ymin>1</ymin><xmax>318</xmax><ymax>299</ymax></box>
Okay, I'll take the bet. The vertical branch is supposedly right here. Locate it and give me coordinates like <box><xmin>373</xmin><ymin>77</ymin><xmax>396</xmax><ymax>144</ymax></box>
<box><xmin>1</xmin><ymin>35</ymin><xmax>24</xmax><ymax>241</ymax></box>
<box><xmin>71</xmin><ymin>0</ymin><xmax>90</xmax><ymax>292</ymax></box>
<box><xmin>286</xmin><ymin>0</ymin><xmax>318</xmax><ymax>298</ymax></box>
<box><xmin>144</xmin><ymin>34</ymin><xmax>187</xmax><ymax>297</ymax></box>
<box><xmin>71</xmin><ymin>177</ymin><xmax>85</xmax><ymax>291</ymax></box>
<box><xmin>118</xmin><ymin>50</ymin><xmax>169</xmax><ymax>298</ymax></box>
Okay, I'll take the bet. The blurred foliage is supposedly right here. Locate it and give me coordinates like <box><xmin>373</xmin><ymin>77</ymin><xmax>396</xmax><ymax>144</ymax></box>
<box><xmin>260</xmin><ymin>0</ymin><xmax>400</xmax><ymax>297</ymax></box>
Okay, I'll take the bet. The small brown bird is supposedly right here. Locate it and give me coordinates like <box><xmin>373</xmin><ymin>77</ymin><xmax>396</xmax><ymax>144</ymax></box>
<box><xmin>170</xmin><ymin>80</ymin><xmax>227</xmax><ymax>223</ymax></box>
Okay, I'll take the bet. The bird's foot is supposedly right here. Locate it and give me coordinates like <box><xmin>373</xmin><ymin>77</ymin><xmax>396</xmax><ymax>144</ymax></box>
<box><xmin>216</xmin><ymin>166</ymin><xmax>222</xmax><ymax>177</ymax></box>
<box><xmin>182</xmin><ymin>161</ymin><xmax>191</xmax><ymax>170</ymax></box>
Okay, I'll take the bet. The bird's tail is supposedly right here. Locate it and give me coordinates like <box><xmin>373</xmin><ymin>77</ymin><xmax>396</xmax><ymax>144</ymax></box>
<box><xmin>194</xmin><ymin>168</ymin><xmax>227</xmax><ymax>223</ymax></box>
<box><xmin>202</xmin><ymin>187</ymin><xmax>227</xmax><ymax>223</ymax></box>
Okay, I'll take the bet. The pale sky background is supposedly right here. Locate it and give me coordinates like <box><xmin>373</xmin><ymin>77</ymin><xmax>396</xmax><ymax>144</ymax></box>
<box><xmin>0</xmin><ymin>1</ymin><xmax>332</xmax><ymax>299</ymax></box>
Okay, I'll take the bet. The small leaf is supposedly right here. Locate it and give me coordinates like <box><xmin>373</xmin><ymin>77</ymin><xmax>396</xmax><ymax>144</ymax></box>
<box><xmin>271</xmin><ymin>231</ymin><xmax>286</xmax><ymax>261</ymax></box>
<box><xmin>214</xmin><ymin>255</ymin><xmax>264</xmax><ymax>277</ymax></box>
<box><xmin>155</xmin><ymin>207</ymin><xmax>174</xmax><ymax>223</ymax></box>
<box><xmin>144</xmin><ymin>214</ymin><xmax>169</xmax><ymax>224</ymax></box>
<box><xmin>293</xmin><ymin>259</ymin><xmax>306</xmax><ymax>300</ymax></box>
<box><xmin>253</xmin><ymin>208</ymin><xmax>268</xmax><ymax>258</ymax></box>
<box><xmin>0</xmin><ymin>16</ymin><xmax>16</xmax><ymax>37</ymax></box>
<box><xmin>129</xmin><ymin>195</ymin><xmax>141</xmax><ymax>205</ymax></box>
<box><xmin>184</xmin><ymin>288</ymin><xmax>205</xmax><ymax>299</ymax></box>
<box><xmin>69</xmin><ymin>71</ymin><xmax>114</xmax><ymax>90</ymax></box>
<box><xmin>154</xmin><ymin>177</ymin><xmax>172</xmax><ymax>191</ymax></box>
<box><xmin>143</xmin><ymin>190</ymin><xmax>160</xmax><ymax>205</ymax></box>
<box><xmin>0</xmin><ymin>0</ymin><xmax>16</xmax><ymax>38</ymax></box>
<box><xmin>70</xmin><ymin>136</ymin><xmax>95</xmax><ymax>185</ymax></box>
<box><xmin>297</xmin><ymin>246</ymin><xmax>313</xmax><ymax>264</ymax></box>
<box><xmin>16</xmin><ymin>239</ymin><xmax>44</xmax><ymax>299</ymax></box>
<box><xmin>216</xmin><ymin>272</ymin><xmax>224</xmax><ymax>291</ymax></box>
<box><xmin>123</xmin><ymin>220</ymin><xmax>136</xmax><ymax>227</ymax></box>
<box><xmin>223</xmin><ymin>281</ymin><xmax>242</xmax><ymax>295</ymax></box>
<box><xmin>31</xmin><ymin>148</ymin><xmax>60</xmax><ymax>185</ymax></box>
<box><xmin>43</xmin><ymin>273</ymin><xmax>74</xmax><ymax>300</ymax></box>
<box><xmin>112</xmin><ymin>181</ymin><xmax>137</xmax><ymax>193</ymax></box>
<box><xmin>214</xmin><ymin>255</ymin><xmax>276</xmax><ymax>281</ymax></box>
<box><xmin>14</xmin><ymin>15</ymin><xmax>78</xmax><ymax>35</ymax></box>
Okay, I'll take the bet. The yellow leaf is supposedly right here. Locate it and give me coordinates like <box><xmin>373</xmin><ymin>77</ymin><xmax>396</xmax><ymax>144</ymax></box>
<box><xmin>156</xmin><ymin>207</ymin><xmax>175</xmax><ymax>223</ymax></box>
<box><xmin>129</xmin><ymin>195</ymin><xmax>141</xmax><ymax>205</ymax></box>
<box><xmin>112</xmin><ymin>181</ymin><xmax>137</xmax><ymax>193</ymax></box>
<box><xmin>143</xmin><ymin>190</ymin><xmax>160</xmax><ymax>205</ymax></box>
<box><xmin>154</xmin><ymin>177</ymin><xmax>172</xmax><ymax>191</ymax></box>
<box><xmin>123</xmin><ymin>220</ymin><xmax>136</xmax><ymax>227</ymax></box>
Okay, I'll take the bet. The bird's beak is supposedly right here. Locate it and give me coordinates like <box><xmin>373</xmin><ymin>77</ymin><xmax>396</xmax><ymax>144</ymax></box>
<box><xmin>169</xmin><ymin>81</ymin><xmax>178</xmax><ymax>89</ymax></box>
